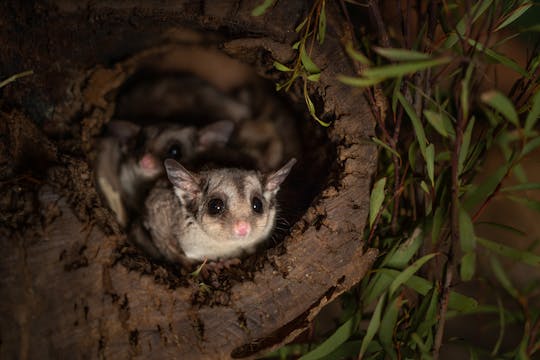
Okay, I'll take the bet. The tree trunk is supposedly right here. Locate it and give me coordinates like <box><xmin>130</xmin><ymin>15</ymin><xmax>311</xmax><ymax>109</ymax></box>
<box><xmin>0</xmin><ymin>1</ymin><xmax>380</xmax><ymax>358</ymax></box>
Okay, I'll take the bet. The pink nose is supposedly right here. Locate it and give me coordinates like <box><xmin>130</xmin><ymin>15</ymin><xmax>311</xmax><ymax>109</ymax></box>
<box><xmin>139</xmin><ymin>154</ymin><xmax>158</xmax><ymax>171</ymax></box>
<box><xmin>234</xmin><ymin>221</ymin><xmax>251</xmax><ymax>237</ymax></box>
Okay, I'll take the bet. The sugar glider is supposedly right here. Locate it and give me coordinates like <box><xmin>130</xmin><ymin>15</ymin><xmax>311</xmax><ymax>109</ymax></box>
<box><xmin>130</xmin><ymin>158</ymin><xmax>297</xmax><ymax>264</ymax></box>
<box><xmin>95</xmin><ymin>120</ymin><xmax>234</xmax><ymax>225</ymax></box>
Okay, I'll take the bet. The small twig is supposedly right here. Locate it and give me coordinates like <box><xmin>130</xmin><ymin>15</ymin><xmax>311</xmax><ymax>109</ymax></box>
<box><xmin>433</xmin><ymin>75</ymin><xmax>466</xmax><ymax>359</ymax></box>
<box><xmin>367</xmin><ymin>0</ymin><xmax>390</xmax><ymax>48</ymax></box>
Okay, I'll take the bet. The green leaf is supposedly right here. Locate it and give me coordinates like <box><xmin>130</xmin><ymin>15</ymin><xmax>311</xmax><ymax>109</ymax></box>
<box><xmin>459</xmin><ymin>207</ymin><xmax>476</xmax><ymax>253</ymax></box>
<box><xmin>525</xmin><ymin>91</ymin><xmax>540</xmax><ymax>133</ymax></box>
<box><xmin>379</xmin><ymin>269</ymin><xmax>478</xmax><ymax>312</ymax></box>
<box><xmin>371</xmin><ymin>137</ymin><xmax>401</xmax><ymax>159</ymax></box>
<box><xmin>502</xmin><ymin>183</ymin><xmax>540</xmax><ymax>192</ymax></box>
<box><xmin>389</xmin><ymin>253</ymin><xmax>438</xmax><ymax>296</ymax></box>
<box><xmin>478</xmin><ymin>237</ymin><xmax>540</xmax><ymax>266</ymax></box>
<box><xmin>491</xmin><ymin>297</ymin><xmax>505</xmax><ymax>356</ymax></box>
<box><xmin>424</xmin><ymin>110</ymin><xmax>448</xmax><ymax>138</ymax></box>
<box><xmin>344</xmin><ymin>41</ymin><xmax>371</xmax><ymax>65</ymax></box>
<box><xmin>295</xmin><ymin>18</ymin><xmax>308</xmax><ymax>33</ymax></box>
<box><xmin>384</xmin><ymin>227</ymin><xmax>423</xmax><ymax>269</ymax></box>
<box><xmin>481</xmin><ymin>90</ymin><xmax>519</xmax><ymax>126</ymax></box>
<box><xmin>426</xmin><ymin>143</ymin><xmax>435</xmax><ymax>186</ymax></box>
<box><xmin>251</xmin><ymin>0</ymin><xmax>276</xmax><ymax>16</ymax></box>
<box><xmin>490</xmin><ymin>257</ymin><xmax>519</xmax><ymax>298</ymax></box>
<box><xmin>273</xmin><ymin>61</ymin><xmax>292</xmax><ymax>72</ymax></box>
<box><xmin>362</xmin><ymin>272</ymin><xmax>392</xmax><ymax>305</ymax></box>
<box><xmin>431</xmin><ymin>206</ymin><xmax>445</xmax><ymax>243</ymax></box>
<box><xmin>458</xmin><ymin>116</ymin><xmax>475</xmax><ymax>175</ymax></box>
<box><xmin>522</xmin><ymin>136</ymin><xmax>540</xmax><ymax>157</ymax></box>
<box><xmin>303</xmin><ymin>81</ymin><xmax>331</xmax><ymax>127</ymax></box>
<box><xmin>317</xmin><ymin>4</ymin><xmax>326</xmax><ymax>44</ymax></box>
<box><xmin>416</xmin><ymin>286</ymin><xmax>439</xmax><ymax>337</ymax></box>
<box><xmin>379</xmin><ymin>296</ymin><xmax>401</xmax><ymax>357</ymax></box>
<box><xmin>323</xmin><ymin>341</ymin><xmax>362</xmax><ymax>360</ymax></box>
<box><xmin>359</xmin><ymin>296</ymin><xmax>385</xmax><ymax>358</ymax></box>
<box><xmin>460</xmin><ymin>64</ymin><xmax>474</xmax><ymax>120</ymax></box>
<box><xmin>300</xmin><ymin>313</ymin><xmax>361</xmax><ymax>360</ymax></box>
<box><xmin>469</xmin><ymin>39</ymin><xmax>527</xmax><ymax>76</ymax></box>
<box><xmin>363</xmin><ymin>57</ymin><xmax>451</xmax><ymax>79</ymax></box>
<box><xmin>463</xmin><ymin>165</ymin><xmax>507</xmax><ymax>210</ymax></box>
<box><xmin>306</xmin><ymin>73</ymin><xmax>321</xmax><ymax>82</ymax></box>
<box><xmin>300</xmin><ymin>44</ymin><xmax>321</xmax><ymax>74</ymax></box>
<box><xmin>0</xmin><ymin>70</ymin><xmax>33</xmax><ymax>88</ymax></box>
<box><xmin>494</xmin><ymin>2</ymin><xmax>533</xmax><ymax>32</ymax></box>
<box><xmin>338</xmin><ymin>75</ymin><xmax>383</xmax><ymax>88</ymax></box>
<box><xmin>460</xmin><ymin>251</ymin><xmax>476</xmax><ymax>281</ymax></box>
<box><xmin>443</xmin><ymin>0</ymin><xmax>494</xmax><ymax>48</ymax></box>
<box><xmin>373</xmin><ymin>47</ymin><xmax>431</xmax><ymax>61</ymax></box>
<box><xmin>398</xmin><ymin>92</ymin><xmax>428</xmax><ymax>159</ymax></box>
<box><xmin>507</xmin><ymin>195</ymin><xmax>540</xmax><ymax>212</ymax></box>
<box><xmin>410</xmin><ymin>333</ymin><xmax>431</xmax><ymax>357</ymax></box>
<box><xmin>369</xmin><ymin>177</ymin><xmax>387</xmax><ymax>228</ymax></box>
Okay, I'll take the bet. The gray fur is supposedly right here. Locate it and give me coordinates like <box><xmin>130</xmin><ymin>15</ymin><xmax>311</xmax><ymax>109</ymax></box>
<box><xmin>135</xmin><ymin>158</ymin><xmax>296</xmax><ymax>262</ymax></box>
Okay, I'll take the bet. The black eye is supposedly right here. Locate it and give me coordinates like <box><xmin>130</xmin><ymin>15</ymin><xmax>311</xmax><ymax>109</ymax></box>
<box><xmin>167</xmin><ymin>144</ymin><xmax>182</xmax><ymax>159</ymax></box>
<box><xmin>207</xmin><ymin>198</ymin><xmax>225</xmax><ymax>216</ymax></box>
<box><xmin>252</xmin><ymin>197</ymin><xmax>263</xmax><ymax>214</ymax></box>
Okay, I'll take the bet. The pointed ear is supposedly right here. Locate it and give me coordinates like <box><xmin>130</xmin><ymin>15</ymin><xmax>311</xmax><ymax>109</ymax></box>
<box><xmin>164</xmin><ymin>159</ymin><xmax>200</xmax><ymax>200</ymax></box>
<box><xmin>265</xmin><ymin>158</ymin><xmax>297</xmax><ymax>194</ymax></box>
<box><xmin>106</xmin><ymin>120</ymin><xmax>141</xmax><ymax>141</ymax></box>
<box><xmin>197</xmin><ymin>120</ymin><xmax>235</xmax><ymax>150</ymax></box>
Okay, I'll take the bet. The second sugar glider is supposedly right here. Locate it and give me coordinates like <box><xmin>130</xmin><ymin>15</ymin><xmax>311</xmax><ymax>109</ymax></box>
<box><xmin>130</xmin><ymin>158</ymin><xmax>297</xmax><ymax>264</ymax></box>
<box><xmin>96</xmin><ymin>120</ymin><xmax>234</xmax><ymax>226</ymax></box>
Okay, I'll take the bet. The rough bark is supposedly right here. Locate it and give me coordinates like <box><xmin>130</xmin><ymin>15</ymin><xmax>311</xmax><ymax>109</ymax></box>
<box><xmin>0</xmin><ymin>1</ymin><xmax>379</xmax><ymax>359</ymax></box>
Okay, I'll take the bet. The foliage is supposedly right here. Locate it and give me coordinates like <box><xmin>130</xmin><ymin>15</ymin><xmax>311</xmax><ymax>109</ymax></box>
<box><xmin>261</xmin><ymin>0</ymin><xmax>540</xmax><ymax>358</ymax></box>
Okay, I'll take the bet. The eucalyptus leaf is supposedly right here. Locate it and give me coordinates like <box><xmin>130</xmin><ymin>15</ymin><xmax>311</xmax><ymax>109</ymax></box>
<box><xmin>344</xmin><ymin>41</ymin><xmax>371</xmax><ymax>65</ymax></box>
<box><xmin>481</xmin><ymin>90</ymin><xmax>519</xmax><ymax>127</ymax></box>
<box><xmin>371</xmin><ymin>137</ymin><xmax>401</xmax><ymax>159</ymax></box>
<box><xmin>507</xmin><ymin>195</ymin><xmax>540</xmax><ymax>212</ymax></box>
<box><xmin>459</xmin><ymin>207</ymin><xmax>476</xmax><ymax>253</ymax></box>
<box><xmin>359</xmin><ymin>295</ymin><xmax>385</xmax><ymax>358</ymax></box>
<box><xmin>389</xmin><ymin>253</ymin><xmax>438</xmax><ymax>296</ymax></box>
<box><xmin>524</xmin><ymin>91</ymin><xmax>540</xmax><ymax>132</ymax></box>
<box><xmin>426</xmin><ymin>143</ymin><xmax>435</xmax><ymax>186</ymax></box>
<box><xmin>0</xmin><ymin>70</ymin><xmax>33</xmax><ymax>89</ymax></box>
<box><xmin>398</xmin><ymin>92</ymin><xmax>428</xmax><ymax>159</ymax></box>
<box><xmin>338</xmin><ymin>75</ymin><xmax>383</xmax><ymax>88</ymax></box>
<box><xmin>363</xmin><ymin>57</ymin><xmax>451</xmax><ymax>79</ymax></box>
<box><xmin>379</xmin><ymin>296</ymin><xmax>401</xmax><ymax>358</ymax></box>
<box><xmin>373</xmin><ymin>47</ymin><xmax>431</xmax><ymax>61</ymax></box>
<box><xmin>424</xmin><ymin>110</ymin><xmax>448</xmax><ymax>138</ymax></box>
<box><xmin>490</xmin><ymin>257</ymin><xmax>519</xmax><ymax>298</ymax></box>
<box><xmin>300</xmin><ymin>44</ymin><xmax>321</xmax><ymax>74</ymax></box>
<box><xmin>458</xmin><ymin>116</ymin><xmax>475</xmax><ymax>175</ymax></box>
<box><xmin>478</xmin><ymin>237</ymin><xmax>540</xmax><ymax>266</ymax></box>
<box><xmin>273</xmin><ymin>61</ymin><xmax>292</xmax><ymax>72</ymax></box>
<box><xmin>317</xmin><ymin>4</ymin><xmax>326</xmax><ymax>44</ymax></box>
<box><xmin>460</xmin><ymin>251</ymin><xmax>476</xmax><ymax>281</ymax></box>
<box><xmin>369</xmin><ymin>177</ymin><xmax>387</xmax><ymax>228</ymax></box>
<box><xmin>494</xmin><ymin>2</ymin><xmax>533</xmax><ymax>32</ymax></box>
<box><xmin>251</xmin><ymin>0</ymin><xmax>276</xmax><ymax>16</ymax></box>
<box><xmin>300</xmin><ymin>313</ymin><xmax>361</xmax><ymax>360</ymax></box>
<box><xmin>470</xmin><ymin>39</ymin><xmax>527</xmax><ymax>76</ymax></box>
<box><xmin>379</xmin><ymin>269</ymin><xmax>478</xmax><ymax>312</ymax></box>
<box><xmin>501</xmin><ymin>183</ymin><xmax>540</xmax><ymax>192</ymax></box>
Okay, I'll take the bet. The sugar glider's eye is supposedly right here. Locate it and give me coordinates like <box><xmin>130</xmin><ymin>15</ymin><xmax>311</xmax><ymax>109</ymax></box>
<box><xmin>167</xmin><ymin>144</ymin><xmax>182</xmax><ymax>159</ymax></box>
<box><xmin>207</xmin><ymin>198</ymin><xmax>225</xmax><ymax>216</ymax></box>
<box><xmin>251</xmin><ymin>196</ymin><xmax>263</xmax><ymax>214</ymax></box>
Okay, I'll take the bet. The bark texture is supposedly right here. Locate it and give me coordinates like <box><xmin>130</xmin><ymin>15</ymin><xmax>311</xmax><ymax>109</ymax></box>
<box><xmin>0</xmin><ymin>1</ymin><xmax>379</xmax><ymax>358</ymax></box>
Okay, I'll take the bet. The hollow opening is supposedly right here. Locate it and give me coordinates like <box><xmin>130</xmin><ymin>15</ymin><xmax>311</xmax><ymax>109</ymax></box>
<box><xmin>81</xmin><ymin>43</ymin><xmax>335</xmax><ymax>287</ymax></box>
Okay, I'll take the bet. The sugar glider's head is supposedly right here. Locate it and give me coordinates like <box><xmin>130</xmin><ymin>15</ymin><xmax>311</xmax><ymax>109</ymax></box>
<box><xmin>164</xmin><ymin>158</ymin><xmax>296</xmax><ymax>251</ymax></box>
<box><xmin>108</xmin><ymin>120</ymin><xmax>234</xmax><ymax>180</ymax></box>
